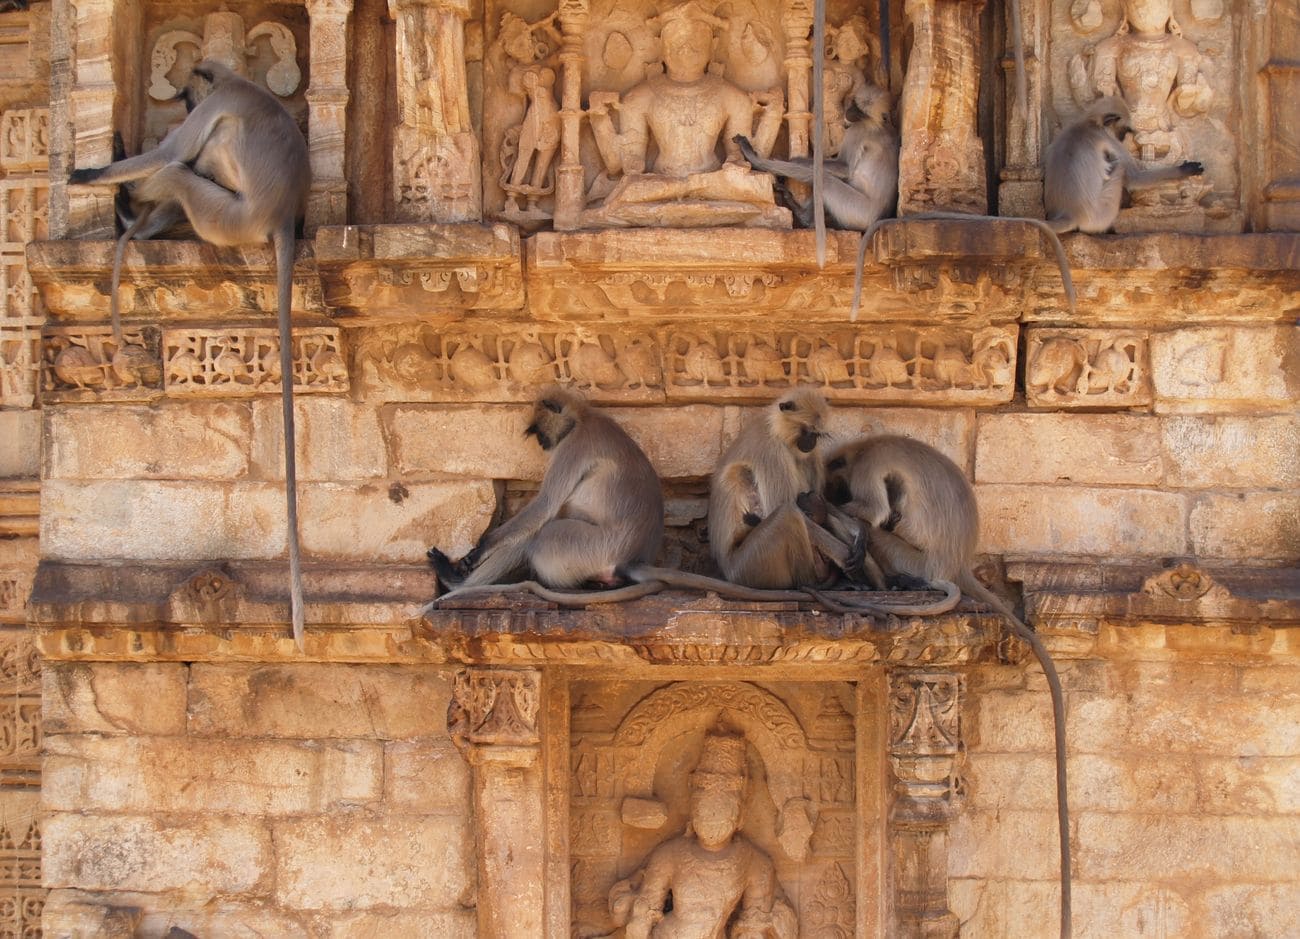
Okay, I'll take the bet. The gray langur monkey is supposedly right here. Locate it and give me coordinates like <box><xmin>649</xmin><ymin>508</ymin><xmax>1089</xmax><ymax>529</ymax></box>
<box><xmin>69</xmin><ymin>60</ymin><xmax>311</xmax><ymax>649</ymax></box>
<box><xmin>428</xmin><ymin>388</ymin><xmax>958</xmax><ymax>618</ymax></box>
<box><xmin>735</xmin><ymin>84</ymin><xmax>899</xmax><ymax>233</ymax></box>
<box><xmin>1045</xmin><ymin>95</ymin><xmax>1204</xmax><ymax>234</ymax></box>
<box><xmin>825</xmin><ymin>435</ymin><xmax>1072</xmax><ymax>938</ymax></box>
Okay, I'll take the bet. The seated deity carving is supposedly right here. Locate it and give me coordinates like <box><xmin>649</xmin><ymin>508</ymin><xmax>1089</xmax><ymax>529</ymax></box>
<box><xmin>584</xmin><ymin>0</ymin><xmax>789</xmax><ymax>228</ymax></box>
<box><xmin>608</xmin><ymin>726</ymin><xmax>797</xmax><ymax>939</ymax></box>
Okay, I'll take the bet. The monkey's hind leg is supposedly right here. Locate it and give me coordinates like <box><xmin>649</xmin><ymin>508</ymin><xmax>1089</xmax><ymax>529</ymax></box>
<box><xmin>723</xmin><ymin>504</ymin><xmax>821</xmax><ymax>589</ymax></box>
<box><xmin>527</xmin><ymin>519</ymin><xmax>624</xmax><ymax>589</ymax></box>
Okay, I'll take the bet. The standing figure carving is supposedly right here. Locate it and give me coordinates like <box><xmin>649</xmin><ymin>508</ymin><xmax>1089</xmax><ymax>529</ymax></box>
<box><xmin>608</xmin><ymin>727</ymin><xmax>798</xmax><ymax>939</ymax></box>
<box><xmin>1068</xmin><ymin>0</ymin><xmax>1213</xmax><ymax>214</ymax></box>
<box><xmin>584</xmin><ymin>0</ymin><xmax>788</xmax><ymax>228</ymax></box>
<box><xmin>820</xmin><ymin>15</ymin><xmax>878</xmax><ymax>158</ymax></box>
<box><xmin>493</xmin><ymin>11</ymin><xmax>564</xmax><ymax>224</ymax></box>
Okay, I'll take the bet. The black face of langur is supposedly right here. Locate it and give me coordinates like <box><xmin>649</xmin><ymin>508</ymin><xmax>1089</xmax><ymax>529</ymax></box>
<box><xmin>524</xmin><ymin>396</ymin><xmax>578</xmax><ymax>451</ymax></box>
<box><xmin>772</xmin><ymin>389</ymin><xmax>827</xmax><ymax>455</ymax></box>
<box><xmin>825</xmin><ymin>454</ymin><xmax>851</xmax><ymax>505</ymax></box>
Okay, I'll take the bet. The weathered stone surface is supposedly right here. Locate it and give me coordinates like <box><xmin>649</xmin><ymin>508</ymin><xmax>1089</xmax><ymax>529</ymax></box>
<box><xmin>43</xmin><ymin>814</ymin><xmax>271</xmax><ymax>893</ymax></box>
<box><xmin>1150</xmin><ymin>326</ymin><xmax>1300</xmax><ymax>413</ymax></box>
<box><xmin>274</xmin><ymin>816</ymin><xmax>472</xmax><ymax>910</ymax></box>
<box><xmin>0</xmin><ymin>410</ymin><xmax>40</xmax><ymax>478</ymax></box>
<box><xmin>44</xmin><ymin>403</ymin><xmax>251</xmax><ymax>480</ymax></box>
<box><xmin>975</xmin><ymin>485</ymin><xmax>1187</xmax><ymax>556</ymax></box>
<box><xmin>1163</xmin><ymin>415</ymin><xmax>1300</xmax><ymax>489</ymax></box>
<box><xmin>949</xmin><ymin>879</ymin><xmax>1060</xmax><ymax>939</ymax></box>
<box><xmin>1189</xmin><ymin>493</ymin><xmax>1300</xmax><ymax>559</ymax></box>
<box><xmin>43</xmin><ymin>735</ymin><xmax>382</xmax><ymax>815</ymax></box>
<box><xmin>975</xmin><ymin>415</ymin><xmax>1162</xmax><ymax>485</ymax></box>
<box><xmin>948</xmin><ymin>809</ymin><xmax>1061</xmax><ymax>879</ymax></box>
<box><xmin>43</xmin><ymin>663</ymin><xmax>187</xmax><ymax>736</ymax></box>
<box><xmin>969</xmin><ymin>689</ymin><xmax>1055</xmax><ymax>752</ymax></box>
<box><xmin>41</xmin><ymin>480</ymin><xmax>287</xmax><ymax>560</ymax></box>
<box><xmin>188</xmin><ymin>665</ymin><xmax>454</xmax><ymax>739</ymax></box>
<box><xmin>300</xmin><ymin>480</ymin><xmax>495</xmax><ymax>562</ymax></box>
<box><xmin>1204</xmin><ymin>884</ymin><xmax>1300</xmax><ymax>939</ymax></box>
<box><xmin>1072</xmin><ymin>883</ymin><xmax>1192</xmax><ymax>939</ymax></box>
<box><xmin>251</xmin><ymin>398</ymin><xmax>388</xmax><ymax>481</ymax></box>
<box><xmin>1197</xmin><ymin>756</ymin><xmax>1300</xmax><ymax>815</ymax></box>
<box><xmin>314</xmin><ymin>911</ymin><xmax>477</xmax><ymax>938</ymax></box>
<box><xmin>387</xmin><ymin>403</ymin><xmax>726</xmax><ymax>479</ymax></box>
<box><xmin>1123</xmin><ymin>686</ymin><xmax>1300</xmax><ymax>755</ymax></box>
<box><xmin>384</xmin><ymin>741</ymin><xmax>471</xmax><ymax>814</ymax></box>
<box><xmin>1076</xmin><ymin>814</ymin><xmax>1300</xmax><ymax>881</ymax></box>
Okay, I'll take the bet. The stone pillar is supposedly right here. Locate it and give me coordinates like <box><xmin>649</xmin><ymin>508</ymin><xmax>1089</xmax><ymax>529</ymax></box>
<box><xmin>552</xmin><ymin>0</ymin><xmax>590</xmax><ymax>231</ymax></box>
<box><xmin>781</xmin><ymin>0</ymin><xmax>814</xmax><ymax>160</ymax></box>
<box><xmin>304</xmin><ymin>0</ymin><xmax>353</xmax><ymax>230</ymax></box>
<box><xmin>888</xmin><ymin>670</ymin><xmax>962</xmax><ymax>938</ymax></box>
<box><xmin>388</xmin><ymin>0</ymin><xmax>481</xmax><ymax>222</ymax></box>
<box><xmin>998</xmin><ymin>0</ymin><xmax>1044</xmax><ymax>217</ymax></box>
<box><xmin>897</xmin><ymin>0</ymin><xmax>987</xmax><ymax>215</ymax></box>
<box><xmin>449</xmin><ymin>668</ymin><xmax>545</xmax><ymax>939</ymax></box>
<box><xmin>62</xmin><ymin>0</ymin><xmax>141</xmax><ymax>238</ymax></box>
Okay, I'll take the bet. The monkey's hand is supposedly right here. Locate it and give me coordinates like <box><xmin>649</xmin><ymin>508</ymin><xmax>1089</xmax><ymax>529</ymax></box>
<box><xmin>796</xmin><ymin>490</ymin><xmax>829</xmax><ymax>526</ymax></box>
<box><xmin>68</xmin><ymin>167</ymin><xmax>103</xmax><ymax>185</ymax></box>
<box><xmin>732</xmin><ymin>135</ymin><xmax>760</xmax><ymax>167</ymax></box>
<box><xmin>843</xmin><ymin>529</ymin><xmax>871</xmax><ymax>585</ymax></box>
<box><xmin>1179</xmin><ymin>161</ymin><xmax>1205</xmax><ymax>176</ymax></box>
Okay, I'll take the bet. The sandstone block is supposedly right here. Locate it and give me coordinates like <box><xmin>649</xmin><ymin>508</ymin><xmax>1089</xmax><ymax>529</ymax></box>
<box><xmin>965</xmin><ymin>753</ymin><xmax>1136</xmax><ymax>813</ymax></box>
<box><xmin>251</xmin><ymin>398</ymin><xmax>387</xmax><ymax>481</ymax></box>
<box><xmin>1189</xmin><ymin>492</ymin><xmax>1300</xmax><ymax>560</ymax></box>
<box><xmin>43</xmin><ymin>735</ymin><xmax>382</xmax><ymax>815</ymax></box>
<box><xmin>1071</xmin><ymin>883</ymin><xmax>1192</xmax><ymax>939</ymax></box>
<box><xmin>43</xmin><ymin>813</ymin><xmax>271</xmax><ymax>894</ymax></box>
<box><xmin>1124</xmin><ymin>687</ymin><xmax>1300</xmax><ymax>755</ymax></box>
<box><xmin>1063</xmin><ymin>693</ymin><xmax>1131</xmax><ymax>754</ymax></box>
<box><xmin>41</xmin><ymin>480</ymin><xmax>286</xmax><ymax>560</ymax></box>
<box><xmin>612</xmin><ymin>405</ymin><xmax>724</xmax><ymax>478</ymax></box>
<box><xmin>274</xmin><ymin>816</ymin><xmax>472</xmax><ymax>910</ymax></box>
<box><xmin>1204</xmin><ymin>884</ymin><xmax>1300</xmax><ymax>939</ymax></box>
<box><xmin>136</xmin><ymin>903</ymin><xmax>314</xmax><ymax>937</ymax></box>
<box><xmin>1162</xmin><ymin>415</ymin><xmax>1300</xmax><ymax>489</ymax></box>
<box><xmin>300</xmin><ymin>480</ymin><xmax>495</xmax><ymax>562</ymax></box>
<box><xmin>384</xmin><ymin>741</ymin><xmax>471</xmax><ymax>813</ymax></box>
<box><xmin>975</xmin><ymin>485</ymin><xmax>1186</xmax><ymax>556</ymax></box>
<box><xmin>43</xmin><ymin>663</ymin><xmax>187</xmax><ymax>736</ymax></box>
<box><xmin>0</xmin><ymin>410</ymin><xmax>40</xmax><ymax>478</ymax></box>
<box><xmin>1196</xmin><ymin>756</ymin><xmax>1300</xmax><ymax>815</ymax></box>
<box><xmin>1076</xmin><ymin>813</ymin><xmax>1300</xmax><ymax>881</ymax></box>
<box><xmin>949</xmin><ymin>808</ymin><xmax>1061</xmax><ymax>879</ymax></box>
<box><xmin>975</xmin><ymin>414</ymin><xmax>1162</xmax><ymax>485</ymax></box>
<box><xmin>45</xmin><ymin>403</ymin><xmax>251</xmax><ymax>480</ymax></box>
<box><xmin>189</xmin><ymin>664</ymin><xmax>455</xmax><ymax>739</ymax></box>
<box><xmin>825</xmin><ymin>406</ymin><xmax>974</xmax><ymax>469</ymax></box>
<box><xmin>970</xmin><ymin>689</ymin><xmax>1055</xmax><ymax>752</ymax></box>
<box><xmin>1150</xmin><ymin>326</ymin><xmax>1299</xmax><ymax>413</ymax></box>
<box><xmin>315</xmin><ymin>912</ymin><xmax>476</xmax><ymax>938</ymax></box>
<box><xmin>950</xmin><ymin>879</ymin><xmax>1058</xmax><ymax>939</ymax></box>
<box><xmin>1239</xmin><ymin>666</ymin><xmax>1300</xmax><ymax>694</ymax></box>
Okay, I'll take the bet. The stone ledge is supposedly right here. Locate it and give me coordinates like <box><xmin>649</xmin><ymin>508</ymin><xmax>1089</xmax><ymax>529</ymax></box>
<box><xmin>26</xmin><ymin>239</ymin><xmax>328</xmax><ymax>321</ymax></box>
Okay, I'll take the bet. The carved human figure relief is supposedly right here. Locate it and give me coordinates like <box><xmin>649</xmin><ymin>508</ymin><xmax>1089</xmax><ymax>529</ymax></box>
<box><xmin>1058</xmin><ymin>0</ymin><xmax>1238</xmax><ymax>229</ymax></box>
<box><xmin>820</xmin><ymin>15</ymin><xmax>879</xmax><ymax>157</ymax></box>
<box><xmin>608</xmin><ymin>726</ymin><xmax>798</xmax><ymax>939</ymax></box>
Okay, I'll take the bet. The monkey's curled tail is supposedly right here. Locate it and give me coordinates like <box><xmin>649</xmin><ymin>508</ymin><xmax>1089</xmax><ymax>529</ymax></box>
<box><xmin>110</xmin><ymin>208</ymin><xmax>153</xmax><ymax>346</ymax></box>
<box><xmin>851</xmin><ymin>213</ymin><xmax>1076</xmax><ymax>322</ymax></box>
<box><xmin>962</xmin><ymin>573</ymin><xmax>1072</xmax><ymax>939</ymax></box>
<box><xmin>427</xmin><ymin>567</ymin><xmax>961</xmax><ymax>618</ymax></box>
<box><xmin>273</xmin><ymin>222</ymin><xmax>306</xmax><ymax>651</ymax></box>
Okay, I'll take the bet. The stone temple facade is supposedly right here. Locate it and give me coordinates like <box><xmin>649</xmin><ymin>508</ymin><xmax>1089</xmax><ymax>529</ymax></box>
<box><xmin>0</xmin><ymin>0</ymin><xmax>1296</xmax><ymax>936</ymax></box>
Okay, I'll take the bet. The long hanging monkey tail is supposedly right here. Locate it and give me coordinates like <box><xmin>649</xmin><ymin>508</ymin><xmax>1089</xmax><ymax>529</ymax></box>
<box><xmin>273</xmin><ymin>223</ymin><xmax>305</xmax><ymax>651</ymax></box>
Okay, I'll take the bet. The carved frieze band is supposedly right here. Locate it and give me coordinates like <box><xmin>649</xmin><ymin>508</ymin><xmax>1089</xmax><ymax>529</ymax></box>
<box><xmin>41</xmin><ymin>326</ymin><xmax>349</xmax><ymax>402</ymax></box>
<box><xmin>0</xmin><ymin>109</ymin><xmax>50</xmax><ymax>173</ymax></box>
<box><xmin>1025</xmin><ymin>327</ymin><xmax>1151</xmax><ymax>409</ymax></box>
<box><xmin>354</xmin><ymin>323</ymin><xmax>1018</xmax><ymax>404</ymax></box>
<box><xmin>448</xmin><ymin>667</ymin><xmax>541</xmax><ymax>749</ymax></box>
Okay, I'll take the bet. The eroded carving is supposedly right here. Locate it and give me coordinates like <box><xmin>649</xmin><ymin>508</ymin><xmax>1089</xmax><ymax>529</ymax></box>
<box><xmin>1141</xmin><ymin>563</ymin><xmax>1231</xmax><ymax>602</ymax></box>
<box><xmin>41</xmin><ymin>327</ymin><xmax>163</xmax><ymax>402</ymax></box>
<box><xmin>1058</xmin><ymin>0</ymin><xmax>1237</xmax><ymax>230</ymax></box>
<box><xmin>1</xmin><ymin>179</ymin><xmax>49</xmax><ymax>252</ymax></box>
<box><xmin>1026</xmin><ymin>329</ymin><xmax>1151</xmax><ymax>408</ymax></box>
<box><xmin>448</xmin><ymin>668</ymin><xmax>540</xmax><ymax>748</ymax></box>
<box><xmin>608</xmin><ymin>726</ymin><xmax>798</xmax><ymax>939</ymax></box>
<box><xmin>0</xmin><ymin>109</ymin><xmax>50</xmax><ymax>173</ymax></box>
<box><xmin>890</xmin><ymin>672</ymin><xmax>960</xmax><ymax>758</ymax></box>
<box><xmin>820</xmin><ymin>15</ymin><xmax>880</xmax><ymax>158</ymax></box>
<box><xmin>162</xmin><ymin>327</ymin><xmax>348</xmax><ymax>396</ymax></box>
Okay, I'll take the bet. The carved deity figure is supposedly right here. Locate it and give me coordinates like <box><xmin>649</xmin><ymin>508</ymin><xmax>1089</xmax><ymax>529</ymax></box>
<box><xmin>496</xmin><ymin>11</ymin><xmax>563</xmax><ymax>221</ymax></box>
<box><xmin>1069</xmin><ymin>0</ymin><xmax>1212</xmax><ymax>206</ymax></box>
<box><xmin>585</xmin><ymin>0</ymin><xmax>788</xmax><ymax>228</ymax></box>
<box><xmin>821</xmin><ymin>15</ymin><xmax>878</xmax><ymax>157</ymax></box>
<box><xmin>609</xmin><ymin>728</ymin><xmax>797</xmax><ymax>939</ymax></box>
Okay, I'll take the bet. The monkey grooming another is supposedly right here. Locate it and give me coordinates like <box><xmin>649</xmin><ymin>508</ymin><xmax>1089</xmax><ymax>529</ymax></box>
<box><xmin>825</xmin><ymin>434</ymin><xmax>1072</xmax><ymax>938</ymax></box>
<box><xmin>69</xmin><ymin>60</ymin><xmax>311</xmax><ymax>649</ymax></box>
<box><xmin>1045</xmin><ymin>95</ymin><xmax>1204</xmax><ymax>234</ymax></box>
<box><xmin>429</xmin><ymin>388</ymin><xmax>958</xmax><ymax>617</ymax></box>
<box><xmin>734</xmin><ymin>84</ymin><xmax>899</xmax><ymax>233</ymax></box>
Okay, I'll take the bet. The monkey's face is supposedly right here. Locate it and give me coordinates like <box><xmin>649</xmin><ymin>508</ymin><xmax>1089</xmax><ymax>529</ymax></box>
<box><xmin>848</xmin><ymin>85</ymin><xmax>892</xmax><ymax>127</ymax></box>
<box><xmin>771</xmin><ymin>388</ymin><xmax>829</xmax><ymax>454</ymax></box>
<box><xmin>525</xmin><ymin>392</ymin><xmax>579</xmax><ymax>451</ymax></box>
<box><xmin>1089</xmin><ymin>96</ymin><xmax>1133</xmax><ymax>141</ymax></box>
<box><xmin>177</xmin><ymin>59</ymin><xmax>235</xmax><ymax>112</ymax></box>
<box><xmin>824</xmin><ymin>453</ymin><xmax>852</xmax><ymax>505</ymax></box>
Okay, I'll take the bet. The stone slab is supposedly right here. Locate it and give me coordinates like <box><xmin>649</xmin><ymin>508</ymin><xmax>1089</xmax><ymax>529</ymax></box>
<box><xmin>975</xmin><ymin>414</ymin><xmax>1162</xmax><ymax>485</ymax></box>
<box><xmin>975</xmin><ymin>485</ymin><xmax>1187</xmax><ymax>556</ymax></box>
<box><xmin>43</xmin><ymin>662</ymin><xmax>187</xmax><ymax>736</ymax></box>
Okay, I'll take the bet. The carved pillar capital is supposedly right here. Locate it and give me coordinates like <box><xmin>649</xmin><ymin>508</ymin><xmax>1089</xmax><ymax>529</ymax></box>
<box><xmin>449</xmin><ymin>667</ymin><xmax>545</xmax><ymax>938</ymax></box>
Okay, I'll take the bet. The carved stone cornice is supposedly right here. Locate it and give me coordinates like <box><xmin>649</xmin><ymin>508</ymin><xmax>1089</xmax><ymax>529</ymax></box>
<box><xmin>314</xmin><ymin>223</ymin><xmax>525</xmax><ymax>318</ymax></box>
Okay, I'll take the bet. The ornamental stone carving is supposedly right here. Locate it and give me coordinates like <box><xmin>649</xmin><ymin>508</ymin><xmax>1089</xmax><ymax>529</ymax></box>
<box><xmin>1025</xmin><ymin>328</ymin><xmax>1151</xmax><ymax>409</ymax></box>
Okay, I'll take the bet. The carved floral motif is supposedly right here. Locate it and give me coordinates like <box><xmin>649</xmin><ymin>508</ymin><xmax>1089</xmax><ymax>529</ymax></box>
<box><xmin>448</xmin><ymin>668</ymin><xmax>540</xmax><ymax>748</ymax></box>
<box><xmin>162</xmin><ymin>327</ymin><xmax>349</xmax><ymax>396</ymax></box>
<box><xmin>1141</xmin><ymin>563</ymin><xmax>1230</xmax><ymax>602</ymax></box>
<box><xmin>889</xmin><ymin>672</ymin><xmax>960</xmax><ymax>758</ymax></box>
<box><xmin>1025</xmin><ymin>328</ymin><xmax>1151</xmax><ymax>408</ymax></box>
<box><xmin>0</xmin><ymin>109</ymin><xmax>49</xmax><ymax>173</ymax></box>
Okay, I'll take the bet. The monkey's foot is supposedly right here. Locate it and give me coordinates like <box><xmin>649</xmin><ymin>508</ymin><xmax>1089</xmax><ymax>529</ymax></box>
<box><xmin>886</xmin><ymin>573</ymin><xmax>932</xmax><ymax>591</ymax></box>
<box><xmin>68</xmin><ymin>167</ymin><xmax>102</xmax><ymax>185</ymax></box>
<box><xmin>426</xmin><ymin>547</ymin><xmax>466</xmax><ymax>588</ymax></box>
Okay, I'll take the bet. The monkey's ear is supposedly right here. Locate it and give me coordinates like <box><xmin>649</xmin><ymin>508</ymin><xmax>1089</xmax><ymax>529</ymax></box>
<box><xmin>778</xmin><ymin>400</ymin><xmax>796</xmax><ymax>412</ymax></box>
<box><xmin>542</xmin><ymin>398</ymin><xmax>563</xmax><ymax>414</ymax></box>
<box><xmin>827</xmin><ymin>456</ymin><xmax>846</xmax><ymax>471</ymax></box>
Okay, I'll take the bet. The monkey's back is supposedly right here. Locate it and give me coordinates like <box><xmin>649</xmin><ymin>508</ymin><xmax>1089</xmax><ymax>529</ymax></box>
<box><xmin>561</xmin><ymin>411</ymin><xmax>664</xmax><ymax>566</ymax></box>
<box><xmin>848</xmin><ymin>435</ymin><xmax>978</xmax><ymax>581</ymax></box>
<box><xmin>1044</xmin><ymin>121</ymin><xmax>1122</xmax><ymax>233</ymax></box>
